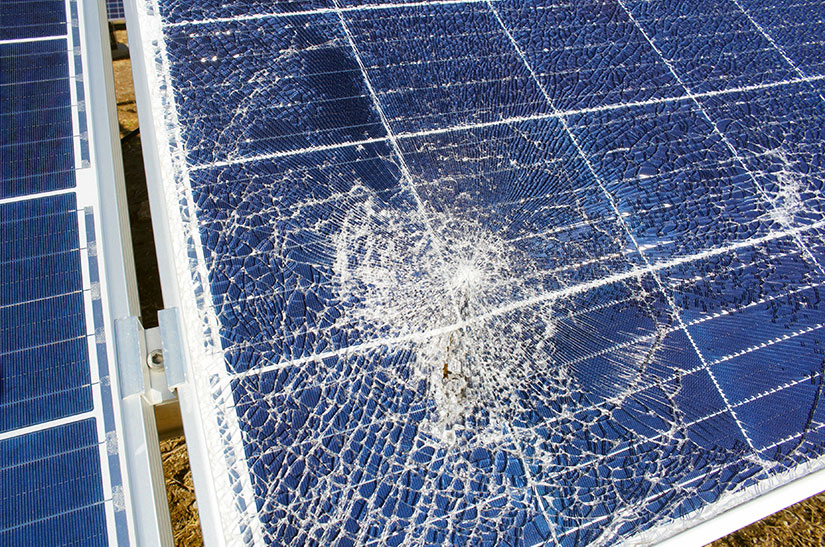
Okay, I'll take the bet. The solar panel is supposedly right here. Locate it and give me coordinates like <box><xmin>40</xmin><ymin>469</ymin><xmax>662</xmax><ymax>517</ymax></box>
<box><xmin>106</xmin><ymin>0</ymin><xmax>126</xmax><ymax>21</ymax></box>
<box><xmin>127</xmin><ymin>0</ymin><xmax>825</xmax><ymax>544</ymax></box>
<box><xmin>1</xmin><ymin>0</ymin><xmax>144</xmax><ymax>543</ymax></box>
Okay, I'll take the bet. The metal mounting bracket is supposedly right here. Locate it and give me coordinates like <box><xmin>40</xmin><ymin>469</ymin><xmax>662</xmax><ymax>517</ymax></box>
<box><xmin>114</xmin><ymin>308</ymin><xmax>188</xmax><ymax>405</ymax></box>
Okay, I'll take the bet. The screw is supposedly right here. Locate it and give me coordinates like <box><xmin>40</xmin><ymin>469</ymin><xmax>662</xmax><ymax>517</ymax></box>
<box><xmin>147</xmin><ymin>349</ymin><xmax>164</xmax><ymax>370</ymax></box>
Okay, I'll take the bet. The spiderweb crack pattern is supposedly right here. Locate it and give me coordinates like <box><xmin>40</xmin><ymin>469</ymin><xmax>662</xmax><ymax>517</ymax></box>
<box><xmin>136</xmin><ymin>0</ymin><xmax>825</xmax><ymax>544</ymax></box>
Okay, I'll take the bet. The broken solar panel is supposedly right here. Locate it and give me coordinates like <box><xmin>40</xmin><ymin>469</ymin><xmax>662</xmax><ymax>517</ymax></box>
<box><xmin>133</xmin><ymin>0</ymin><xmax>825</xmax><ymax>544</ymax></box>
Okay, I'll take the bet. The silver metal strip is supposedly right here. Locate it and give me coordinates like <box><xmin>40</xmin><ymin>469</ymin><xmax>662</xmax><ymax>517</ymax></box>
<box><xmin>158</xmin><ymin>308</ymin><xmax>188</xmax><ymax>389</ymax></box>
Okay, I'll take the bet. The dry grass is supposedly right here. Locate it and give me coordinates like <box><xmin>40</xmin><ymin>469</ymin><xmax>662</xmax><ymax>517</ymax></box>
<box><xmin>160</xmin><ymin>437</ymin><xmax>204</xmax><ymax>546</ymax></box>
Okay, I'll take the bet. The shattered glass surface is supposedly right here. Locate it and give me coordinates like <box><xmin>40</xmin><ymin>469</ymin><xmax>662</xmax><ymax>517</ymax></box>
<box><xmin>136</xmin><ymin>0</ymin><xmax>825</xmax><ymax>544</ymax></box>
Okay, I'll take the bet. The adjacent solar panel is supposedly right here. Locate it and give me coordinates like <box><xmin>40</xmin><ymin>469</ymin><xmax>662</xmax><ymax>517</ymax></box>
<box><xmin>1</xmin><ymin>0</ymin><xmax>130</xmax><ymax>544</ymax></box>
<box><xmin>130</xmin><ymin>0</ymin><xmax>825</xmax><ymax>544</ymax></box>
<box><xmin>106</xmin><ymin>0</ymin><xmax>125</xmax><ymax>21</ymax></box>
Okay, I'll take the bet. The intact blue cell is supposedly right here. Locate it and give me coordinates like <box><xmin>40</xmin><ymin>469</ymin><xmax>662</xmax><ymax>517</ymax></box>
<box><xmin>1</xmin><ymin>290</ymin><xmax>87</xmax><ymax>354</ymax></box>
<box><xmin>627</xmin><ymin>0</ymin><xmax>797</xmax><ymax>92</ymax></box>
<box><xmin>343</xmin><ymin>3</ymin><xmax>551</xmax><ymax>133</ymax></box>
<box><xmin>0</xmin><ymin>194</ymin><xmax>91</xmax><ymax>431</ymax></box>
<box><xmin>1</xmin><ymin>338</ymin><xmax>93</xmax><ymax>432</ymax></box>
<box><xmin>0</xmin><ymin>208</ymin><xmax>80</xmax><ymax>263</ymax></box>
<box><xmin>570</xmin><ymin>100</ymin><xmax>770</xmax><ymax>261</ymax></box>
<box><xmin>0</xmin><ymin>40</ymin><xmax>76</xmax><ymax>197</ymax></box>
<box><xmin>0</xmin><ymin>0</ymin><xmax>66</xmax><ymax>40</ymax></box>
<box><xmin>106</xmin><ymin>0</ymin><xmax>126</xmax><ymax>20</ymax></box>
<box><xmin>0</xmin><ymin>39</ymin><xmax>69</xmax><ymax>84</ymax></box>
<box><xmin>0</xmin><ymin>419</ymin><xmax>107</xmax><ymax>546</ymax></box>
<box><xmin>0</xmin><ymin>196</ymin><xmax>83</xmax><ymax>307</ymax></box>
<box><xmin>495</xmin><ymin>0</ymin><xmax>682</xmax><ymax>112</ymax></box>
<box><xmin>163</xmin><ymin>15</ymin><xmax>386</xmax><ymax>165</ymax></box>
<box><xmin>0</xmin><ymin>251</ymin><xmax>82</xmax><ymax>306</ymax></box>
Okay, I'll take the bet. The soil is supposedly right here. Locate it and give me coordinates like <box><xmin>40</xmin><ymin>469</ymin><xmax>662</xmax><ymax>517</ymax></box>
<box><xmin>110</xmin><ymin>29</ymin><xmax>823</xmax><ymax>547</ymax></box>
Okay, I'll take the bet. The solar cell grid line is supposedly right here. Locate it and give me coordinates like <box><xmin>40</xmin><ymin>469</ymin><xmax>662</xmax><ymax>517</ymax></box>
<box><xmin>161</xmin><ymin>0</ymin><xmax>493</xmax><ymax>27</ymax></box>
<box><xmin>129</xmin><ymin>0</ymin><xmax>825</xmax><ymax>543</ymax></box>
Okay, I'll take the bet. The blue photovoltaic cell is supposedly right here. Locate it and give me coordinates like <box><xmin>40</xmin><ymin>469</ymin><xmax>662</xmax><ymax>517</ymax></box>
<box><xmin>0</xmin><ymin>195</ymin><xmax>92</xmax><ymax>432</ymax></box>
<box><xmin>0</xmin><ymin>419</ymin><xmax>107</xmax><ymax>546</ymax></box>
<box><xmin>106</xmin><ymin>0</ymin><xmax>125</xmax><ymax>20</ymax></box>
<box><xmin>0</xmin><ymin>39</ymin><xmax>76</xmax><ymax>198</ymax></box>
<box><xmin>143</xmin><ymin>0</ymin><xmax>825</xmax><ymax>543</ymax></box>
<box><xmin>0</xmin><ymin>0</ymin><xmax>67</xmax><ymax>40</ymax></box>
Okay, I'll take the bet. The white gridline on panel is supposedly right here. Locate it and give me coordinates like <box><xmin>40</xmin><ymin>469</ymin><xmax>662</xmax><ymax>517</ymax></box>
<box><xmin>165</xmin><ymin>0</ymin><xmax>494</xmax><ymax>27</ymax></box>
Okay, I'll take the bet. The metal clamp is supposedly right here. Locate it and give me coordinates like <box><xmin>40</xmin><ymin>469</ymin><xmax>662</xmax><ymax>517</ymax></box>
<box><xmin>114</xmin><ymin>308</ymin><xmax>188</xmax><ymax>405</ymax></box>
